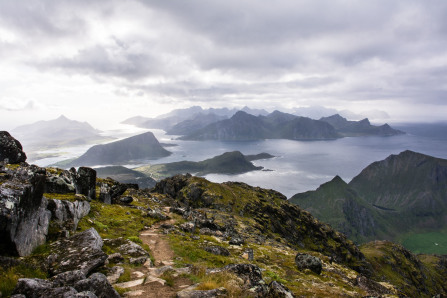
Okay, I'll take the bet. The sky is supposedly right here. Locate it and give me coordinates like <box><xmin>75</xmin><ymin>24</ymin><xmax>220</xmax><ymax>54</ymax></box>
<box><xmin>1</xmin><ymin>0</ymin><xmax>447</xmax><ymax>130</ymax></box>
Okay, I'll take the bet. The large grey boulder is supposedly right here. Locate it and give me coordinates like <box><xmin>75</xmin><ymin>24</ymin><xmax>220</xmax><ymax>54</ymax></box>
<box><xmin>0</xmin><ymin>164</ymin><xmax>50</xmax><ymax>256</ymax></box>
<box><xmin>74</xmin><ymin>272</ymin><xmax>120</xmax><ymax>298</ymax></box>
<box><xmin>48</xmin><ymin>228</ymin><xmax>107</xmax><ymax>276</ymax></box>
<box><xmin>47</xmin><ymin>198</ymin><xmax>90</xmax><ymax>234</ymax></box>
<box><xmin>295</xmin><ymin>253</ymin><xmax>322</xmax><ymax>275</ymax></box>
<box><xmin>0</xmin><ymin>131</ymin><xmax>26</xmax><ymax>163</ymax></box>
<box><xmin>12</xmin><ymin>270</ymin><xmax>118</xmax><ymax>298</ymax></box>
<box><xmin>266</xmin><ymin>281</ymin><xmax>295</xmax><ymax>297</ymax></box>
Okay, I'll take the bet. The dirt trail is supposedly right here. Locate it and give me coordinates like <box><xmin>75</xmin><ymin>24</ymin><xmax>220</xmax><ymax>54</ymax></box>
<box><xmin>116</xmin><ymin>208</ymin><xmax>192</xmax><ymax>297</ymax></box>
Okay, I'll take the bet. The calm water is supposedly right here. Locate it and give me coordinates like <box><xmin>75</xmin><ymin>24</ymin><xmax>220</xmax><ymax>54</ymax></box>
<box><xmin>33</xmin><ymin>124</ymin><xmax>447</xmax><ymax>198</ymax></box>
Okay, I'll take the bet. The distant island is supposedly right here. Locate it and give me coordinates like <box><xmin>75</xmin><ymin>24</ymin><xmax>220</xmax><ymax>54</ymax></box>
<box><xmin>134</xmin><ymin>151</ymin><xmax>274</xmax><ymax>180</ymax></box>
<box><xmin>11</xmin><ymin>115</ymin><xmax>111</xmax><ymax>151</ymax></box>
<box><xmin>123</xmin><ymin>107</ymin><xmax>404</xmax><ymax>141</ymax></box>
<box><xmin>59</xmin><ymin>131</ymin><xmax>171</xmax><ymax>167</ymax></box>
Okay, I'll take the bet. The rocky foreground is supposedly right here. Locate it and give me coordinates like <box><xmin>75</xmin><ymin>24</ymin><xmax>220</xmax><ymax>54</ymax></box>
<box><xmin>1</xmin><ymin>131</ymin><xmax>447</xmax><ymax>297</ymax></box>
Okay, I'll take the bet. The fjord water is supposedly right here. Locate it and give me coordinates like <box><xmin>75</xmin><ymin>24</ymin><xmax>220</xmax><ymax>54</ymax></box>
<box><xmin>151</xmin><ymin>124</ymin><xmax>447</xmax><ymax>198</ymax></box>
<box><xmin>33</xmin><ymin>123</ymin><xmax>447</xmax><ymax>198</ymax></box>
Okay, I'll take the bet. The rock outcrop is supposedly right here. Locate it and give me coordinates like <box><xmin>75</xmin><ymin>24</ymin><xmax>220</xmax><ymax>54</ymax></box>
<box><xmin>12</xmin><ymin>270</ymin><xmax>119</xmax><ymax>298</ymax></box>
<box><xmin>74</xmin><ymin>167</ymin><xmax>97</xmax><ymax>200</ymax></box>
<box><xmin>0</xmin><ymin>164</ymin><xmax>50</xmax><ymax>256</ymax></box>
<box><xmin>47</xmin><ymin>198</ymin><xmax>90</xmax><ymax>235</ymax></box>
<box><xmin>0</xmin><ymin>131</ymin><xmax>27</xmax><ymax>163</ymax></box>
<box><xmin>47</xmin><ymin>228</ymin><xmax>107</xmax><ymax>276</ymax></box>
<box><xmin>295</xmin><ymin>253</ymin><xmax>323</xmax><ymax>274</ymax></box>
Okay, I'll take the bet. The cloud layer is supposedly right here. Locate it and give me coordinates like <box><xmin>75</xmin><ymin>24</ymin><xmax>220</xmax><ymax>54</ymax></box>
<box><xmin>1</xmin><ymin>0</ymin><xmax>446</xmax><ymax>128</ymax></box>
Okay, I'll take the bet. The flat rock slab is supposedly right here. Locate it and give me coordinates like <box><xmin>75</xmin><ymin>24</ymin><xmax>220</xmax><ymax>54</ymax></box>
<box><xmin>115</xmin><ymin>278</ymin><xmax>145</xmax><ymax>289</ymax></box>
<box><xmin>48</xmin><ymin>228</ymin><xmax>107</xmax><ymax>276</ymax></box>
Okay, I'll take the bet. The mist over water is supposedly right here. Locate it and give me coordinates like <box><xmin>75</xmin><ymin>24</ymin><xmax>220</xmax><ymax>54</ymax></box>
<box><xmin>32</xmin><ymin>124</ymin><xmax>447</xmax><ymax>198</ymax></box>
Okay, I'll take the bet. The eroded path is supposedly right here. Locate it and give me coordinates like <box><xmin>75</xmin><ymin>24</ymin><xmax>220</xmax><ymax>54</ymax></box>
<box><xmin>115</xmin><ymin>208</ymin><xmax>193</xmax><ymax>297</ymax></box>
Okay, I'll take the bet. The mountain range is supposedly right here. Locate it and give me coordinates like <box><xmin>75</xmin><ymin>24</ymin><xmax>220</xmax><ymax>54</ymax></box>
<box><xmin>179</xmin><ymin>110</ymin><xmax>402</xmax><ymax>141</ymax></box>
<box><xmin>290</xmin><ymin>150</ymin><xmax>447</xmax><ymax>250</ymax></box>
<box><xmin>11</xmin><ymin>115</ymin><xmax>109</xmax><ymax>149</ymax></box>
<box><xmin>121</xmin><ymin>106</ymin><xmax>268</xmax><ymax>131</ymax></box>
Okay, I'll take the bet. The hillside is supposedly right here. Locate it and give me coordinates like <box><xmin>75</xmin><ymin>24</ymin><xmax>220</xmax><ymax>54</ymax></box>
<box><xmin>134</xmin><ymin>151</ymin><xmax>272</xmax><ymax>180</ymax></box>
<box><xmin>66</xmin><ymin>132</ymin><xmax>171</xmax><ymax>167</ymax></box>
<box><xmin>11</xmin><ymin>115</ymin><xmax>109</xmax><ymax>149</ymax></box>
<box><xmin>165</xmin><ymin>113</ymin><xmax>227</xmax><ymax>135</ymax></box>
<box><xmin>290</xmin><ymin>150</ymin><xmax>447</xmax><ymax>252</ymax></box>
<box><xmin>320</xmin><ymin>114</ymin><xmax>404</xmax><ymax>137</ymax></box>
<box><xmin>181</xmin><ymin>111</ymin><xmax>340</xmax><ymax>141</ymax></box>
<box><xmin>95</xmin><ymin>166</ymin><xmax>157</xmax><ymax>189</ymax></box>
<box><xmin>1</xmin><ymin>132</ymin><xmax>447</xmax><ymax>297</ymax></box>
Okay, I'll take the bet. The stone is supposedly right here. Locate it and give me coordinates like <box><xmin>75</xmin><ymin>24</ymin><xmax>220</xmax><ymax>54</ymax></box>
<box><xmin>130</xmin><ymin>256</ymin><xmax>148</xmax><ymax>265</ymax></box>
<box><xmin>0</xmin><ymin>131</ymin><xmax>26</xmax><ymax>163</ymax></box>
<box><xmin>107</xmin><ymin>266</ymin><xmax>125</xmax><ymax>284</ymax></box>
<box><xmin>45</xmin><ymin>169</ymin><xmax>76</xmax><ymax>194</ymax></box>
<box><xmin>176</xmin><ymin>287</ymin><xmax>227</xmax><ymax>298</ymax></box>
<box><xmin>119</xmin><ymin>196</ymin><xmax>133</xmax><ymax>205</ymax></box>
<box><xmin>74</xmin><ymin>272</ymin><xmax>120</xmax><ymax>298</ymax></box>
<box><xmin>48</xmin><ymin>228</ymin><xmax>107</xmax><ymax>276</ymax></box>
<box><xmin>50</xmin><ymin>270</ymin><xmax>86</xmax><ymax>287</ymax></box>
<box><xmin>180</xmin><ymin>222</ymin><xmax>195</xmax><ymax>233</ymax></box>
<box><xmin>209</xmin><ymin>264</ymin><xmax>264</xmax><ymax>288</ymax></box>
<box><xmin>203</xmin><ymin>245</ymin><xmax>230</xmax><ymax>256</ymax></box>
<box><xmin>146</xmin><ymin>208</ymin><xmax>169</xmax><ymax>220</ymax></box>
<box><xmin>295</xmin><ymin>253</ymin><xmax>322</xmax><ymax>275</ymax></box>
<box><xmin>242</xmin><ymin>248</ymin><xmax>254</xmax><ymax>261</ymax></box>
<box><xmin>74</xmin><ymin>167</ymin><xmax>96</xmax><ymax>200</ymax></box>
<box><xmin>12</xmin><ymin>278</ymin><xmax>54</xmax><ymax>297</ymax></box>
<box><xmin>354</xmin><ymin>275</ymin><xmax>392</xmax><ymax>296</ymax></box>
<box><xmin>266</xmin><ymin>281</ymin><xmax>295</xmax><ymax>298</ymax></box>
<box><xmin>229</xmin><ymin>235</ymin><xmax>245</xmax><ymax>246</ymax></box>
<box><xmin>47</xmin><ymin>198</ymin><xmax>90</xmax><ymax>233</ymax></box>
<box><xmin>107</xmin><ymin>253</ymin><xmax>124</xmax><ymax>263</ymax></box>
<box><xmin>118</xmin><ymin>240</ymin><xmax>150</xmax><ymax>258</ymax></box>
<box><xmin>0</xmin><ymin>164</ymin><xmax>50</xmax><ymax>256</ymax></box>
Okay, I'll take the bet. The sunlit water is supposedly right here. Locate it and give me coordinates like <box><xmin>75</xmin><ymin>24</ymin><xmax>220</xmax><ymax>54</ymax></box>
<box><xmin>31</xmin><ymin>124</ymin><xmax>447</xmax><ymax>198</ymax></box>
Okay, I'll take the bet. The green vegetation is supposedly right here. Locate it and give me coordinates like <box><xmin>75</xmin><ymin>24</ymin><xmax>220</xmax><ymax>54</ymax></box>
<box><xmin>0</xmin><ymin>263</ymin><xmax>47</xmax><ymax>297</ymax></box>
<box><xmin>135</xmin><ymin>151</ymin><xmax>265</xmax><ymax>180</ymax></box>
<box><xmin>400</xmin><ymin>231</ymin><xmax>447</xmax><ymax>254</ymax></box>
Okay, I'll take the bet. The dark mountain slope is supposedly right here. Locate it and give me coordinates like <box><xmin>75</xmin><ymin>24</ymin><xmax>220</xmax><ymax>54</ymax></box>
<box><xmin>290</xmin><ymin>150</ymin><xmax>447</xmax><ymax>247</ymax></box>
<box><xmin>320</xmin><ymin>114</ymin><xmax>404</xmax><ymax>136</ymax></box>
<box><xmin>95</xmin><ymin>166</ymin><xmax>156</xmax><ymax>189</ymax></box>
<box><xmin>181</xmin><ymin>111</ymin><xmax>340</xmax><ymax>141</ymax></box>
<box><xmin>68</xmin><ymin>132</ymin><xmax>171</xmax><ymax>166</ymax></box>
<box><xmin>166</xmin><ymin>113</ymin><xmax>227</xmax><ymax>135</ymax></box>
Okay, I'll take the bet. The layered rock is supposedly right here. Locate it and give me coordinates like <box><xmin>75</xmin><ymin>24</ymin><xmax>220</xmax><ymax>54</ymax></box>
<box><xmin>47</xmin><ymin>198</ymin><xmax>90</xmax><ymax>235</ymax></box>
<box><xmin>0</xmin><ymin>164</ymin><xmax>50</xmax><ymax>256</ymax></box>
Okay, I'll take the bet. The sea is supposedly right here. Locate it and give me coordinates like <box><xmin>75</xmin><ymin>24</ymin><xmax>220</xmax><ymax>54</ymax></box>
<box><xmin>31</xmin><ymin>123</ymin><xmax>447</xmax><ymax>198</ymax></box>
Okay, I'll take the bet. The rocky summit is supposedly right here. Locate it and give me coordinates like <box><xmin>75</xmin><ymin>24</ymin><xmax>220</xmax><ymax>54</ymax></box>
<box><xmin>1</xmin><ymin>132</ymin><xmax>447</xmax><ymax>297</ymax></box>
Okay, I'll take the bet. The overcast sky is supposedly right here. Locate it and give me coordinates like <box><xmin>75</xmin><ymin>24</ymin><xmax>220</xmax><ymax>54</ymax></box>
<box><xmin>1</xmin><ymin>0</ymin><xmax>447</xmax><ymax>130</ymax></box>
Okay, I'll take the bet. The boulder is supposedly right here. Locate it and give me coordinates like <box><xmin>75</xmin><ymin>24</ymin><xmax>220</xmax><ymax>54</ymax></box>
<box><xmin>106</xmin><ymin>266</ymin><xmax>125</xmax><ymax>284</ymax></box>
<box><xmin>203</xmin><ymin>245</ymin><xmax>230</xmax><ymax>256</ymax></box>
<box><xmin>74</xmin><ymin>272</ymin><xmax>120</xmax><ymax>298</ymax></box>
<box><xmin>118</xmin><ymin>240</ymin><xmax>150</xmax><ymax>258</ymax></box>
<box><xmin>47</xmin><ymin>198</ymin><xmax>90</xmax><ymax>233</ymax></box>
<box><xmin>229</xmin><ymin>235</ymin><xmax>245</xmax><ymax>246</ymax></box>
<box><xmin>45</xmin><ymin>169</ymin><xmax>75</xmax><ymax>194</ymax></box>
<box><xmin>266</xmin><ymin>281</ymin><xmax>295</xmax><ymax>298</ymax></box>
<box><xmin>119</xmin><ymin>196</ymin><xmax>133</xmax><ymax>205</ymax></box>
<box><xmin>0</xmin><ymin>164</ymin><xmax>50</xmax><ymax>256</ymax></box>
<box><xmin>0</xmin><ymin>131</ymin><xmax>26</xmax><ymax>163</ymax></box>
<box><xmin>211</xmin><ymin>264</ymin><xmax>264</xmax><ymax>288</ymax></box>
<box><xmin>48</xmin><ymin>228</ymin><xmax>107</xmax><ymax>276</ymax></box>
<box><xmin>12</xmin><ymin>270</ymin><xmax>116</xmax><ymax>298</ymax></box>
<box><xmin>176</xmin><ymin>287</ymin><xmax>227</xmax><ymax>298</ymax></box>
<box><xmin>295</xmin><ymin>253</ymin><xmax>322</xmax><ymax>275</ymax></box>
<box><xmin>147</xmin><ymin>208</ymin><xmax>169</xmax><ymax>220</ymax></box>
<box><xmin>74</xmin><ymin>167</ymin><xmax>96</xmax><ymax>200</ymax></box>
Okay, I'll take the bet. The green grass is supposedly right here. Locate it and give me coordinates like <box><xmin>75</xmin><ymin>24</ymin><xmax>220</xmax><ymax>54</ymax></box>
<box><xmin>400</xmin><ymin>231</ymin><xmax>447</xmax><ymax>254</ymax></box>
<box><xmin>0</xmin><ymin>264</ymin><xmax>47</xmax><ymax>297</ymax></box>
